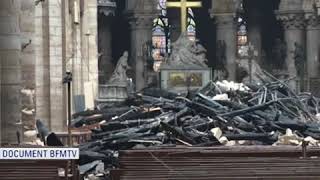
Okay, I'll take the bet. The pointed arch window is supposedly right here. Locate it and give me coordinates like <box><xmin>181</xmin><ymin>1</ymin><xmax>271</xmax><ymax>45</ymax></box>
<box><xmin>152</xmin><ymin>18</ymin><xmax>167</xmax><ymax>61</ymax></box>
<box><xmin>152</xmin><ymin>0</ymin><xmax>170</xmax><ymax>71</ymax></box>
<box><xmin>187</xmin><ymin>8</ymin><xmax>196</xmax><ymax>41</ymax></box>
<box><xmin>151</xmin><ymin>0</ymin><xmax>199</xmax><ymax>71</ymax></box>
<box><xmin>237</xmin><ymin>16</ymin><xmax>248</xmax><ymax>57</ymax></box>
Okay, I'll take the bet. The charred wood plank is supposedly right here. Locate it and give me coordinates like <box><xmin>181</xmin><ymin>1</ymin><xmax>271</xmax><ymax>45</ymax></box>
<box><xmin>160</xmin><ymin>122</ymin><xmax>196</xmax><ymax>145</ymax></box>
<box><xmin>186</xmin><ymin>101</ymin><xmax>218</xmax><ymax>117</ymax></box>
<box><xmin>100</xmin><ymin>118</ymin><xmax>157</xmax><ymax>132</ymax></box>
<box><xmin>224</xmin><ymin>133</ymin><xmax>277</xmax><ymax>142</ymax></box>
<box><xmin>219</xmin><ymin>98</ymin><xmax>292</xmax><ymax>118</ymax></box>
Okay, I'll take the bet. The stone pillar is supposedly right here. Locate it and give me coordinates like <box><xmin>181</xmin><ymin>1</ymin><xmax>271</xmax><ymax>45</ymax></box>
<box><xmin>35</xmin><ymin>0</ymin><xmax>50</xmax><ymax>126</ymax></box>
<box><xmin>20</xmin><ymin>0</ymin><xmax>35</xmax><ymax>88</ymax></box>
<box><xmin>0</xmin><ymin>0</ymin><xmax>22</xmax><ymax>144</ymax></box>
<box><xmin>98</xmin><ymin>16</ymin><xmax>114</xmax><ymax>84</ymax></box>
<box><xmin>48</xmin><ymin>0</ymin><xmax>66</xmax><ymax>131</ymax></box>
<box><xmin>247</xmin><ymin>9</ymin><xmax>262</xmax><ymax>64</ymax></box>
<box><xmin>20</xmin><ymin>0</ymin><xmax>36</xmax><ymax>132</ymax></box>
<box><xmin>124</xmin><ymin>0</ymin><xmax>157</xmax><ymax>91</ymax></box>
<box><xmin>35</xmin><ymin>0</ymin><xmax>67</xmax><ymax>131</ymax></box>
<box><xmin>97</xmin><ymin>0</ymin><xmax>116</xmax><ymax>84</ymax></box>
<box><xmin>277</xmin><ymin>13</ymin><xmax>306</xmax><ymax>90</ymax></box>
<box><xmin>210</xmin><ymin>0</ymin><xmax>239</xmax><ymax>81</ymax></box>
<box><xmin>72</xmin><ymin>0</ymin><xmax>83</xmax><ymax>104</ymax></box>
<box><xmin>81</xmin><ymin>0</ymin><xmax>98</xmax><ymax>108</ymax></box>
<box><xmin>128</xmin><ymin>15</ymin><xmax>154</xmax><ymax>91</ymax></box>
<box><xmin>305</xmin><ymin>14</ymin><xmax>320</xmax><ymax>79</ymax></box>
<box><xmin>276</xmin><ymin>0</ymin><xmax>306</xmax><ymax>91</ymax></box>
<box><xmin>213</xmin><ymin>15</ymin><xmax>238</xmax><ymax>80</ymax></box>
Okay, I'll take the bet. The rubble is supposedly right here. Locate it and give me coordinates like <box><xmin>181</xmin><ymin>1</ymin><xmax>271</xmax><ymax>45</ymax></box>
<box><xmin>74</xmin><ymin>72</ymin><xmax>320</xmax><ymax>177</ymax></box>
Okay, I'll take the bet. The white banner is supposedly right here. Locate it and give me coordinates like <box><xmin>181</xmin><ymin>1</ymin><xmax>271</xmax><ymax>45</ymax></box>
<box><xmin>0</xmin><ymin>148</ymin><xmax>79</xmax><ymax>160</ymax></box>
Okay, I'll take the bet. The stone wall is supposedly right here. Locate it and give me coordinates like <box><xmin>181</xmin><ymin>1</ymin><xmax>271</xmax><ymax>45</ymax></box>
<box><xmin>35</xmin><ymin>0</ymin><xmax>67</xmax><ymax>132</ymax></box>
<box><xmin>20</xmin><ymin>0</ymin><xmax>35</xmax><ymax>130</ymax></box>
<box><xmin>0</xmin><ymin>0</ymin><xmax>22</xmax><ymax>144</ymax></box>
<box><xmin>82</xmin><ymin>0</ymin><xmax>98</xmax><ymax>109</ymax></box>
<box><xmin>34</xmin><ymin>0</ymin><xmax>98</xmax><ymax>133</ymax></box>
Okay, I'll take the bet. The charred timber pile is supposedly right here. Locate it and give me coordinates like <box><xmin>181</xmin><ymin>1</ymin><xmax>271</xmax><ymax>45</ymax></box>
<box><xmin>75</xmin><ymin>72</ymin><xmax>320</xmax><ymax>177</ymax></box>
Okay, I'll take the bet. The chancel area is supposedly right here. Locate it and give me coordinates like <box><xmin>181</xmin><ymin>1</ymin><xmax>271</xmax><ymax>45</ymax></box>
<box><xmin>0</xmin><ymin>0</ymin><xmax>320</xmax><ymax>144</ymax></box>
<box><xmin>2</xmin><ymin>0</ymin><xmax>320</xmax><ymax>179</ymax></box>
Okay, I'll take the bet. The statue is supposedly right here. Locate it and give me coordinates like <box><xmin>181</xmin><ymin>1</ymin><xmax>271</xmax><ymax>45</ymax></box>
<box><xmin>108</xmin><ymin>51</ymin><xmax>130</xmax><ymax>83</ymax></box>
<box><xmin>271</xmin><ymin>38</ymin><xmax>287</xmax><ymax>69</ymax></box>
<box><xmin>98</xmin><ymin>51</ymin><xmax>131</xmax><ymax>104</ymax></box>
<box><xmin>293</xmin><ymin>42</ymin><xmax>305</xmax><ymax>76</ymax></box>
<box><xmin>165</xmin><ymin>32</ymin><xmax>208</xmax><ymax>68</ymax></box>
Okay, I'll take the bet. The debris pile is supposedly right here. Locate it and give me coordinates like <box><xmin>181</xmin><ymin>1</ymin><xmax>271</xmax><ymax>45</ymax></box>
<box><xmin>75</xmin><ymin>72</ymin><xmax>320</xmax><ymax>178</ymax></box>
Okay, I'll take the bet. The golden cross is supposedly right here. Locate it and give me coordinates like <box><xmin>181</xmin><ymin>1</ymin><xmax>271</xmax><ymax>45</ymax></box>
<box><xmin>167</xmin><ymin>0</ymin><xmax>202</xmax><ymax>33</ymax></box>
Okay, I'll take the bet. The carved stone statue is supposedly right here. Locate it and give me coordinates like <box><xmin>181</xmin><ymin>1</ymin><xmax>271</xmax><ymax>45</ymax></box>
<box><xmin>109</xmin><ymin>51</ymin><xmax>130</xmax><ymax>83</ymax></box>
<box><xmin>271</xmin><ymin>38</ymin><xmax>287</xmax><ymax>69</ymax></box>
<box><xmin>293</xmin><ymin>42</ymin><xmax>305</xmax><ymax>76</ymax></box>
<box><xmin>165</xmin><ymin>32</ymin><xmax>208</xmax><ymax>68</ymax></box>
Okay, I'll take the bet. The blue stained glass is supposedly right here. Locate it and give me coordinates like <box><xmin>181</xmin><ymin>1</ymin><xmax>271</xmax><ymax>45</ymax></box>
<box><xmin>187</xmin><ymin>8</ymin><xmax>196</xmax><ymax>41</ymax></box>
<box><xmin>157</xmin><ymin>0</ymin><xmax>167</xmax><ymax>16</ymax></box>
<box><xmin>237</xmin><ymin>15</ymin><xmax>248</xmax><ymax>57</ymax></box>
<box><xmin>152</xmin><ymin>0</ymin><xmax>171</xmax><ymax>71</ymax></box>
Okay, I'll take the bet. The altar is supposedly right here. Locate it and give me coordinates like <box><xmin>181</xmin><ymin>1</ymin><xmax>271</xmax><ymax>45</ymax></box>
<box><xmin>159</xmin><ymin>32</ymin><xmax>212</xmax><ymax>93</ymax></box>
<box><xmin>160</xmin><ymin>67</ymin><xmax>212</xmax><ymax>93</ymax></box>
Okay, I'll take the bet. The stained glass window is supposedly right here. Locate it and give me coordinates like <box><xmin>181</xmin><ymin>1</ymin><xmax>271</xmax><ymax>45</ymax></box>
<box><xmin>152</xmin><ymin>0</ymin><xmax>170</xmax><ymax>71</ymax></box>
<box><xmin>237</xmin><ymin>16</ymin><xmax>248</xmax><ymax>57</ymax></box>
<box><xmin>152</xmin><ymin>18</ymin><xmax>167</xmax><ymax>60</ymax></box>
<box><xmin>158</xmin><ymin>0</ymin><xmax>167</xmax><ymax>16</ymax></box>
<box><xmin>152</xmin><ymin>0</ymin><xmax>198</xmax><ymax>71</ymax></box>
<box><xmin>187</xmin><ymin>8</ymin><xmax>196</xmax><ymax>41</ymax></box>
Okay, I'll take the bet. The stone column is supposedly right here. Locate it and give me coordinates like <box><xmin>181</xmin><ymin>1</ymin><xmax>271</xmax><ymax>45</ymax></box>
<box><xmin>210</xmin><ymin>0</ymin><xmax>239</xmax><ymax>81</ymax></box>
<box><xmin>277</xmin><ymin>13</ymin><xmax>306</xmax><ymax>90</ymax></box>
<box><xmin>128</xmin><ymin>15</ymin><xmax>154</xmax><ymax>91</ymax></box>
<box><xmin>247</xmin><ymin>9</ymin><xmax>262</xmax><ymax>64</ymax></box>
<box><xmin>35</xmin><ymin>0</ymin><xmax>50</xmax><ymax>127</ymax></box>
<box><xmin>125</xmin><ymin>0</ymin><xmax>157</xmax><ymax>91</ymax></box>
<box><xmin>276</xmin><ymin>0</ymin><xmax>306</xmax><ymax>91</ymax></box>
<box><xmin>72</xmin><ymin>0</ymin><xmax>83</xmax><ymax>106</ymax></box>
<box><xmin>98</xmin><ymin>16</ymin><xmax>114</xmax><ymax>84</ymax></box>
<box><xmin>81</xmin><ymin>0</ymin><xmax>98</xmax><ymax>108</ymax></box>
<box><xmin>0</xmin><ymin>0</ymin><xmax>22</xmax><ymax>144</ymax></box>
<box><xmin>48</xmin><ymin>0</ymin><xmax>66</xmax><ymax>131</ymax></box>
<box><xmin>97</xmin><ymin>0</ymin><xmax>116</xmax><ymax>84</ymax></box>
<box><xmin>213</xmin><ymin>15</ymin><xmax>238</xmax><ymax>81</ymax></box>
<box><xmin>305</xmin><ymin>14</ymin><xmax>320</xmax><ymax>79</ymax></box>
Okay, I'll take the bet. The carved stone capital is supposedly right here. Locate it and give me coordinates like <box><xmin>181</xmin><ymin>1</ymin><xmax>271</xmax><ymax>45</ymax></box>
<box><xmin>213</xmin><ymin>15</ymin><xmax>237</xmax><ymax>29</ymax></box>
<box><xmin>98</xmin><ymin>0</ymin><xmax>116</xmax><ymax>16</ymax></box>
<box><xmin>305</xmin><ymin>14</ymin><xmax>320</xmax><ymax>29</ymax></box>
<box><xmin>277</xmin><ymin>13</ymin><xmax>306</xmax><ymax>30</ymax></box>
<box><xmin>209</xmin><ymin>0</ymin><xmax>242</xmax><ymax>17</ymax></box>
<box><xmin>128</xmin><ymin>14</ymin><xmax>154</xmax><ymax>30</ymax></box>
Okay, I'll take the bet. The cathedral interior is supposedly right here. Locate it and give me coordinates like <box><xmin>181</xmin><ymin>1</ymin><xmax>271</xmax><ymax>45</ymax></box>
<box><xmin>2</xmin><ymin>1</ymin><xmax>320</xmax><ymax>179</ymax></box>
<box><xmin>0</xmin><ymin>0</ymin><xmax>320</xmax><ymax>145</ymax></box>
